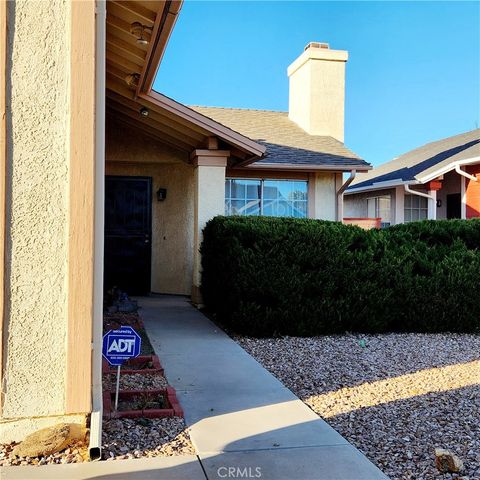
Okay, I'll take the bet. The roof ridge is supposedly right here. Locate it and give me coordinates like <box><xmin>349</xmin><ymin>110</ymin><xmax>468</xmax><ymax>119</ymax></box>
<box><xmin>190</xmin><ymin>105</ymin><xmax>288</xmax><ymax>114</ymax></box>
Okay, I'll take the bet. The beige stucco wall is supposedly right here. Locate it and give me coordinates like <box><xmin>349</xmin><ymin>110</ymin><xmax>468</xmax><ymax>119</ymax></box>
<box><xmin>192</xmin><ymin>163</ymin><xmax>227</xmax><ymax>295</ymax></box>
<box><xmin>106</xmin><ymin>122</ymin><xmax>194</xmax><ymax>295</ymax></box>
<box><xmin>106</xmin><ymin>120</ymin><xmax>188</xmax><ymax>165</ymax></box>
<box><xmin>2</xmin><ymin>0</ymin><xmax>71</xmax><ymax>429</ymax></box>
<box><xmin>311</xmin><ymin>172</ymin><xmax>340</xmax><ymax>221</ymax></box>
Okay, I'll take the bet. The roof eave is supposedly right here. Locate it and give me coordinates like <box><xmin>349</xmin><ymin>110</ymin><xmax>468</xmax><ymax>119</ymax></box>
<box><xmin>346</xmin><ymin>179</ymin><xmax>418</xmax><ymax>195</ymax></box>
<box><xmin>139</xmin><ymin>91</ymin><xmax>267</xmax><ymax>159</ymax></box>
<box><xmin>136</xmin><ymin>1</ymin><xmax>183</xmax><ymax>97</ymax></box>
<box><xmin>348</xmin><ymin>154</ymin><xmax>480</xmax><ymax>194</ymax></box>
<box><xmin>234</xmin><ymin>162</ymin><xmax>372</xmax><ymax>173</ymax></box>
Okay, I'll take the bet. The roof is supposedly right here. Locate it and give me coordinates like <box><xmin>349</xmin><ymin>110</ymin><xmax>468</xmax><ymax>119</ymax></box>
<box><xmin>191</xmin><ymin>106</ymin><xmax>371</xmax><ymax>171</ymax></box>
<box><xmin>348</xmin><ymin>129</ymin><xmax>480</xmax><ymax>193</ymax></box>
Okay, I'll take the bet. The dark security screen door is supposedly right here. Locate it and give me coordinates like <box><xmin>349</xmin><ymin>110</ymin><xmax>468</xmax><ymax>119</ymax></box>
<box><xmin>446</xmin><ymin>193</ymin><xmax>461</xmax><ymax>219</ymax></box>
<box><xmin>104</xmin><ymin>176</ymin><xmax>152</xmax><ymax>295</ymax></box>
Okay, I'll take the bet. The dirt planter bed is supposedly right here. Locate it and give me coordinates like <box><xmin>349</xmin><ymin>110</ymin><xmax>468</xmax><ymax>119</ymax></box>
<box><xmin>236</xmin><ymin>333</ymin><xmax>480</xmax><ymax>480</ymax></box>
<box><xmin>103</xmin><ymin>387</ymin><xmax>183</xmax><ymax>419</ymax></box>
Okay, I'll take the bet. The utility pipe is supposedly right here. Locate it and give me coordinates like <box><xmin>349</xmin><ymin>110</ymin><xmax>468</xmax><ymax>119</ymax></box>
<box><xmin>455</xmin><ymin>164</ymin><xmax>478</xmax><ymax>182</ymax></box>
<box><xmin>404</xmin><ymin>184</ymin><xmax>435</xmax><ymax>200</ymax></box>
<box><xmin>337</xmin><ymin>170</ymin><xmax>356</xmax><ymax>222</ymax></box>
<box><xmin>89</xmin><ymin>0</ymin><xmax>106</xmax><ymax>461</ymax></box>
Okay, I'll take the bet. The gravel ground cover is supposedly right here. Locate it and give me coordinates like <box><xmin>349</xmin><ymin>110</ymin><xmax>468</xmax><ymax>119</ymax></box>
<box><xmin>236</xmin><ymin>334</ymin><xmax>480</xmax><ymax>480</ymax></box>
<box><xmin>101</xmin><ymin>417</ymin><xmax>194</xmax><ymax>460</ymax></box>
<box><xmin>0</xmin><ymin>439</ymin><xmax>89</xmax><ymax>466</ymax></box>
<box><xmin>1</xmin><ymin>380</ymin><xmax>194</xmax><ymax>466</ymax></box>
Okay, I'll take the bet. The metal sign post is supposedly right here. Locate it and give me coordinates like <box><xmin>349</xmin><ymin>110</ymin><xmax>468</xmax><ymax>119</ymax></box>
<box><xmin>102</xmin><ymin>326</ymin><xmax>141</xmax><ymax>410</ymax></box>
<box><xmin>114</xmin><ymin>365</ymin><xmax>121</xmax><ymax>410</ymax></box>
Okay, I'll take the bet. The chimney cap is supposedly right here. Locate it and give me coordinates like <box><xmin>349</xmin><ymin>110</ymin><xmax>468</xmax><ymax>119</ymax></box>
<box><xmin>305</xmin><ymin>42</ymin><xmax>330</xmax><ymax>51</ymax></box>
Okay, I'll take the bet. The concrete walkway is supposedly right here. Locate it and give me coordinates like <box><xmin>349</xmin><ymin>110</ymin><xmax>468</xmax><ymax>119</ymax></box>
<box><xmin>139</xmin><ymin>295</ymin><xmax>389</xmax><ymax>480</ymax></box>
<box><xmin>1</xmin><ymin>456</ymin><xmax>205</xmax><ymax>480</ymax></box>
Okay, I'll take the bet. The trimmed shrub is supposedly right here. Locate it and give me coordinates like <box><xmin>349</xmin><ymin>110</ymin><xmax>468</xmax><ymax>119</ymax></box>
<box><xmin>200</xmin><ymin>216</ymin><xmax>480</xmax><ymax>336</ymax></box>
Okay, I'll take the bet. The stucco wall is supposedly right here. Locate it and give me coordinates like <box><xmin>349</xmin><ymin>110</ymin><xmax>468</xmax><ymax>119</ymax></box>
<box><xmin>192</xmin><ymin>164</ymin><xmax>226</xmax><ymax>295</ymax></box>
<box><xmin>344</xmin><ymin>192</ymin><xmax>368</xmax><ymax>218</ymax></box>
<box><xmin>312</xmin><ymin>172</ymin><xmax>339</xmax><ymax>221</ymax></box>
<box><xmin>106</xmin><ymin>122</ymin><xmax>194</xmax><ymax>295</ymax></box>
<box><xmin>2</xmin><ymin>0</ymin><xmax>71</xmax><ymax>421</ymax></box>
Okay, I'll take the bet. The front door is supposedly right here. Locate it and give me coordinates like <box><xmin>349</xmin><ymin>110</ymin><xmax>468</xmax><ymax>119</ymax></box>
<box><xmin>446</xmin><ymin>193</ymin><xmax>461</xmax><ymax>219</ymax></box>
<box><xmin>104</xmin><ymin>176</ymin><xmax>152</xmax><ymax>295</ymax></box>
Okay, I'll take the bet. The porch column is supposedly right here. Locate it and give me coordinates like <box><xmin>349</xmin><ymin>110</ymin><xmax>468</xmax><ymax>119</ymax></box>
<box><xmin>395</xmin><ymin>186</ymin><xmax>405</xmax><ymax>224</ymax></box>
<box><xmin>428</xmin><ymin>190</ymin><xmax>437</xmax><ymax>220</ymax></box>
<box><xmin>461</xmin><ymin>174</ymin><xmax>466</xmax><ymax>219</ymax></box>
<box><xmin>425</xmin><ymin>180</ymin><xmax>442</xmax><ymax>221</ymax></box>
<box><xmin>191</xmin><ymin>149</ymin><xmax>229</xmax><ymax>305</ymax></box>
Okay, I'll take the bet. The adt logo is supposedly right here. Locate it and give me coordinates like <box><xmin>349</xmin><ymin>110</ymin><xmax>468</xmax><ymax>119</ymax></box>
<box><xmin>102</xmin><ymin>326</ymin><xmax>141</xmax><ymax>366</ymax></box>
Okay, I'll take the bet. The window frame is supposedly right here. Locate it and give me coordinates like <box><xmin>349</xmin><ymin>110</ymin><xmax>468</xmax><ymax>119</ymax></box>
<box><xmin>404</xmin><ymin>194</ymin><xmax>428</xmax><ymax>222</ymax></box>
<box><xmin>366</xmin><ymin>195</ymin><xmax>391</xmax><ymax>227</ymax></box>
<box><xmin>225</xmin><ymin>177</ymin><xmax>309</xmax><ymax>218</ymax></box>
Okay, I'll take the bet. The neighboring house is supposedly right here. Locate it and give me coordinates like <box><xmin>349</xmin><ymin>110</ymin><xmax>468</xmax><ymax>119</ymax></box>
<box><xmin>0</xmin><ymin>0</ymin><xmax>368</xmax><ymax>450</ymax></box>
<box><xmin>345</xmin><ymin>130</ymin><xmax>480</xmax><ymax>226</ymax></box>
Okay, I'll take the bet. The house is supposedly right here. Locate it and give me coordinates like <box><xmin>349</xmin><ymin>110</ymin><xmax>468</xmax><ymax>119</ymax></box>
<box><xmin>105</xmin><ymin>41</ymin><xmax>371</xmax><ymax>302</ymax></box>
<box><xmin>0</xmin><ymin>0</ymin><xmax>369</xmax><ymax>451</ymax></box>
<box><xmin>345</xmin><ymin>129</ymin><xmax>480</xmax><ymax>225</ymax></box>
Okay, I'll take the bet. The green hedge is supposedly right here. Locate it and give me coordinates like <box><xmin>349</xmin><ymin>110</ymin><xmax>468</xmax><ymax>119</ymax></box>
<box><xmin>200</xmin><ymin>216</ymin><xmax>480</xmax><ymax>336</ymax></box>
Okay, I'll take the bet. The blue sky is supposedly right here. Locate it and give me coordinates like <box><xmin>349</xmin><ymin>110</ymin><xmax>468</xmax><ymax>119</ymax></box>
<box><xmin>154</xmin><ymin>1</ymin><xmax>480</xmax><ymax>166</ymax></box>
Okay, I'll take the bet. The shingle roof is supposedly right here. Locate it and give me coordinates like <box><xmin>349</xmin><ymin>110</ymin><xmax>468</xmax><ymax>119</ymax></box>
<box><xmin>190</xmin><ymin>106</ymin><xmax>370</xmax><ymax>170</ymax></box>
<box><xmin>349</xmin><ymin>129</ymin><xmax>480</xmax><ymax>191</ymax></box>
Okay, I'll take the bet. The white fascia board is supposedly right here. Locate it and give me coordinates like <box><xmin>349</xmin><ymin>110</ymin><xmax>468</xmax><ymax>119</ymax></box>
<box><xmin>416</xmin><ymin>156</ymin><xmax>480</xmax><ymax>183</ymax></box>
<box><xmin>345</xmin><ymin>179</ymin><xmax>416</xmax><ymax>195</ymax></box>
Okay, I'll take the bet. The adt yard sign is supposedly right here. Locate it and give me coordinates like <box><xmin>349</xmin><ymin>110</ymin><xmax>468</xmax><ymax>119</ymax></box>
<box><xmin>102</xmin><ymin>326</ymin><xmax>141</xmax><ymax>366</ymax></box>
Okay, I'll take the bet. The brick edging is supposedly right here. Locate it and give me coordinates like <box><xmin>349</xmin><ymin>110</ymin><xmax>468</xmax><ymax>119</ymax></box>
<box><xmin>103</xmin><ymin>387</ymin><xmax>183</xmax><ymax>419</ymax></box>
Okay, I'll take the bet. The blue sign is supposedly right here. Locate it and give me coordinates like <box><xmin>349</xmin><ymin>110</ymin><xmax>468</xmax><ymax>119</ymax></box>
<box><xmin>102</xmin><ymin>326</ymin><xmax>141</xmax><ymax>366</ymax></box>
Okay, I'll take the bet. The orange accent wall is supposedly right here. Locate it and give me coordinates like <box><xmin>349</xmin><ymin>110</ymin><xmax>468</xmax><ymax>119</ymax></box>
<box><xmin>466</xmin><ymin>165</ymin><xmax>480</xmax><ymax>219</ymax></box>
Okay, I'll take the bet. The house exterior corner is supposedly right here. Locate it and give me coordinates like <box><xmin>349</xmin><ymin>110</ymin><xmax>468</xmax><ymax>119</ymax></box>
<box><xmin>1</xmin><ymin>0</ymin><xmax>98</xmax><ymax>442</ymax></box>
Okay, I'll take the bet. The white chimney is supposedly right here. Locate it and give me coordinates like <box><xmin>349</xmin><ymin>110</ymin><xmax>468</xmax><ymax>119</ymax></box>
<box><xmin>287</xmin><ymin>42</ymin><xmax>348</xmax><ymax>142</ymax></box>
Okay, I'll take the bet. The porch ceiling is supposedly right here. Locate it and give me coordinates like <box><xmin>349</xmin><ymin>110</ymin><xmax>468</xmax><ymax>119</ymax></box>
<box><xmin>106</xmin><ymin>1</ymin><xmax>265</xmax><ymax>163</ymax></box>
<box><xmin>106</xmin><ymin>0</ymin><xmax>197</xmax><ymax>152</ymax></box>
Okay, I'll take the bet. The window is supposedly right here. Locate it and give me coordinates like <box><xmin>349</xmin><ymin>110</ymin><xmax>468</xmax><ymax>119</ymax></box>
<box><xmin>404</xmin><ymin>194</ymin><xmax>428</xmax><ymax>222</ymax></box>
<box><xmin>367</xmin><ymin>195</ymin><xmax>391</xmax><ymax>227</ymax></box>
<box><xmin>225</xmin><ymin>179</ymin><xmax>308</xmax><ymax>218</ymax></box>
